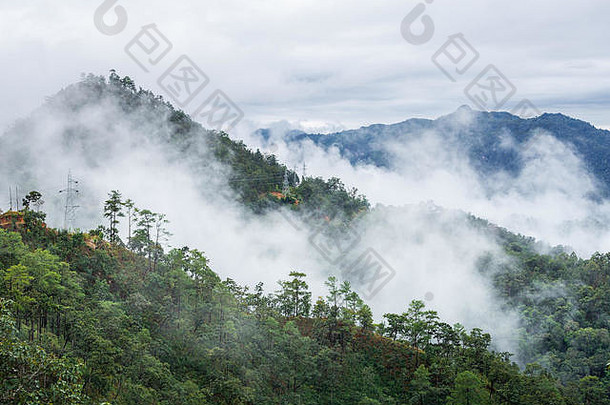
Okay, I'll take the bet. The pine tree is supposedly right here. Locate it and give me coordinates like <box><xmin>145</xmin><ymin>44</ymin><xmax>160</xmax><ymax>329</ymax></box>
<box><xmin>103</xmin><ymin>190</ymin><xmax>124</xmax><ymax>243</ymax></box>
<box><xmin>409</xmin><ymin>365</ymin><xmax>433</xmax><ymax>405</ymax></box>
<box><xmin>447</xmin><ymin>371</ymin><xmax>490</xmax><ymax>405</ymax></box>
<box><xmin>275</xmin><ymin>271</ymin><xmax>311</xmax><ymax>317</ymax></box>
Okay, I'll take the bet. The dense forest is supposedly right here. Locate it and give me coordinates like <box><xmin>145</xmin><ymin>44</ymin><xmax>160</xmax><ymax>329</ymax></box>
<box><xmin>0</xmin><ymin>73</ymin><xmax>608</xmax><ymax>404</ymax></box>
<box><xmin>1</xmin><ymin>188</ymin><xmax>609</xmax><ymax>404</ymax></box>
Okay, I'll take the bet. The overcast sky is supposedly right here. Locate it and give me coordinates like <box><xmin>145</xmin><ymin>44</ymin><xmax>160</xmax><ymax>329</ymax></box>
<box><xmin>1</xmin><ymin>0</ymin><xmax>609</xmax><ymax>133</ymax></box>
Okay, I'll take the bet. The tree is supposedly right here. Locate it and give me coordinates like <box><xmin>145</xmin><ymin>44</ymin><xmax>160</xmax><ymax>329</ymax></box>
<box><xmin>383</xmin><ymin>312</ymin><xmax>406</xmax><ymax>340</ymax></box>
<box><xmin>152</xmin><ymin>213</ymin><xmax>170</xmax><ymax>272</ymax></box>
<box><xmin>447</xmin><ymin>371</ymin><xmax>489</xmax><ymax>405</ymax></box>
<box><xmin>103</xmin><ymin>190</ymin><xmax>124</xmax><ymax>243</ymax></box>
<box><xmin>357</xmin><ymin>304</ymin><xmax>374</xmax><ymax>330</ymax></box>
<box><xmin>312</xmin><ymin>296</ymin><xmax>329</xmax><ymax>318</ymax></box>
<box><xmin>22</xmin><ymin>190</ymin><xmax>43</xmax><ymax>211</ymax></box>
<box><xmin>18</xmin><ymin>196</ymin><xmax>48</xmax><ymax>247</ymax></box>
<box><xmin>403</xmin><ymin>300</ymin><xmax>439</xmax><ymax>351</ymax></box>
<box><xmin>341</xmin><ymin>285</ymin><xmax>364</xmax><ymax>324</ymax></box>
<box><xmin>131</xmin><ymin>208</ymin><xmax>158</xmax><ymax>272</ymax></box>
<box><xmin>275</xmin><ymin>271</ymin><xmax>311</xmax><ymax>317</ymax></box>
<box><xmin>383</xmin><ymin>300</ymin><xmax>439</xmax><ymax>351</ymax></box>
<box><xmin>325</xmin><ymin>276</ymin><xmax>341</xmax><ymax>319</ymax></box>
<box><xmin>246</xmin><ymin>282</ymin><xmax>274</xmax><ymax>320</ymax></box>
<box><xmin>569</xmin><ymin>376</ymin><xmax>610</xmax><ymax>405</ymax></box>
<box><xmin>409</xmin><ymin>365</ymin><xmax>433</xmax><ymax>405</ymax></box>
<box><xmin>0</xmin><ymin>299</ymin><xmax>86</xmax><ymax>404</ymax></box>
<box><xmin>122</xmin><ymin>198</ymin><xmax>135</xmax><ymax>246</ymax></box>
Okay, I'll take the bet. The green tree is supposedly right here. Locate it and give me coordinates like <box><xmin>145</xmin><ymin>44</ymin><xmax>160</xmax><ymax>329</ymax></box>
<box><xmin>325</xmin><ymin>275</ymin><xmax>341</xmax><ymax>319</ymax></box>
<box><xmin>569</xmin><ymin>376</ymin><xmax>610</xmax><ymax>405</ymax></box>
<box><xmin>152</xmin><ymin>213</ymin><xmax>170</xmax><ymax>272</ymax></box>
<box><xmin>312</xmin><ymin>296</ymin><xmax>329</xmax><ymax>318</ymax></box>
<box><xmin>409</xmin><ymin>365</ymin><xmax>434</xmax><ymax>405</ymax></box>
<box><xmin>275</xmin><ymin>271</ymin><xmax>312</xmax><ymax>317</ymax></box>
<box><xmin>357</xmin><ymin>304</ymin><xmax>374</xmax><ymax>330</ymax></box>
<box><xmin>447</xmin><ymin>371</ymin><xmax>489</xmax><ymax>405</ymax></box>
<box><xmin>131</xmin><ymin>208</ymin><xmax>156</xmax><ymax>271</ymax></box>
<box><xmin>0</xmin><ymin>299</ymin><xmax>86</xmax><ymax>404</ymax></box>
<box><xmin>103</xmin><ymin>190</ymin><xmax>124</xmax><ymax>243</ymax></box>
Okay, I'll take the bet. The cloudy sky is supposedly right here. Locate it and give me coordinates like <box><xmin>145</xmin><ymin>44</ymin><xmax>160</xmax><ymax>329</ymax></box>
<box><xmin>1</xmin><ymin>0</ymin><xmax>610</xmax><ymax>133</ymax></box>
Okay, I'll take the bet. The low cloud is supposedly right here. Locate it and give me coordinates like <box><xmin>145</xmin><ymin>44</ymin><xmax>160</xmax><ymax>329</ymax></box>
<box><xmin>0</xmin><ymin>86</ymin><xmax>523</xmax><ymax>355</ymax></box>
<box><xmin>250</xmin><ymin>110</ymin><xmax>610</xmax><ymax>257</ymax></box>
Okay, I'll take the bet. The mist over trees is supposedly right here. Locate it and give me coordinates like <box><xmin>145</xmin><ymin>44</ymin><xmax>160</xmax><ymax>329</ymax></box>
<box><xmin>0</xmin><ymin>73</ymin><xmax>608</xmax><ymax>404</ymax></box>
<box><xmin>1</xmin><ymin>190</ymin><xmax>608</xmax><ymax>403</ymax></box>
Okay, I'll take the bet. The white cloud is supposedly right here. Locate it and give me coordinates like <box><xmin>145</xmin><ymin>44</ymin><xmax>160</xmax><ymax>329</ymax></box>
<box><xmin>1</xmin><ymin>0</ymin><xmax>609</xmax><ymax>132</ymax></box>
<box><xmin>254</xmin><ymin>109</ymin><xmax>610</xmax><ymax>257</ymax></box>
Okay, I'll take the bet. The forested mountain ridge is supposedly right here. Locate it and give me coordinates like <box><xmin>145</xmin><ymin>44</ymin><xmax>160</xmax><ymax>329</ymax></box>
<box><xmin>25</xmin><ymin>72</ymin><xmax>368</xmax><ymax>220</ymax></box>
<box><xmin>0</xmin><ymin>72</ymin><xmax>608</xmax><ymax>404</ymax></box>
<box><xmin>259</xmin><ymin>106</ymin><xmax>610</xmax><ymax>195</ymax></box>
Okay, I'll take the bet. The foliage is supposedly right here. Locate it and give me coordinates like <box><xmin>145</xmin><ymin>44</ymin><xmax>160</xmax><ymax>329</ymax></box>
<box><xmin>0</xmin><ymin>72</ymin><xmax>607</xmax><ymax>403</ymax></box>
<box><xmin>2</xmin><ymin>210</ymin><xmax>608</xmax><ymax>403</ymax></box>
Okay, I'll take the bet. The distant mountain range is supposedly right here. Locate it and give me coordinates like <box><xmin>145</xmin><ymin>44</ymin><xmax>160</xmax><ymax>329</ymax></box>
<box><xmin>256</xmin><ymin>106</ymin><xmax>610</xmax><ymax>196</ymax></box>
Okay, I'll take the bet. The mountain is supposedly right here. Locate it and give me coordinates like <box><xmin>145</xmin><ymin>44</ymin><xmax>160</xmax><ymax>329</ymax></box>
<box><xmin>0</xmin><ymin>73</ymin><xmax>609</xmax><ymax>404</ymax></box>
<box><xmin>258</xmin><ymin>106</ymin><xmax>610</xmax><ymax>195</ymax></box>
<box><xmin>0</xmin><ymin>72</ymin><xmax>368</xmax><ymax>223</ymax></box>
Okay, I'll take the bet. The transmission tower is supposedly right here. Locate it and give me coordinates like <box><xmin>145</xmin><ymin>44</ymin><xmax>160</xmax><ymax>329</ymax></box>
<box><xmin>301</xmin><ymin>161</ymin><xmax>307</xmax><ymax>179</ymax></box>
<box><xmin>59</xmin><ymin>170</ymin><xmax>79</xmax><ymax>231</ymax></box>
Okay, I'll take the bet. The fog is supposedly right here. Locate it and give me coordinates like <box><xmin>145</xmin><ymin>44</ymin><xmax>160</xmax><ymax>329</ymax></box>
<box><xmin>1</xmin><ymin>85</ymin><xmax>564</xmax><ymax>358</ymax></box>
<box><xmin>243</xmin><ymin>107</ymin><xmax>610</xmax><ymax>257</ymax></box>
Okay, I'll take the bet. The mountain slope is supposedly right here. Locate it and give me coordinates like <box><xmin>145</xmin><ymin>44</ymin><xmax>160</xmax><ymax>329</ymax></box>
<box><xmin>1</xmin><ymin>72</ymin><xmax>608</xmax><ymax>403</ymax></box>
<box><xmin>262</xmin><ymin>106</ymin><xmax>610</xmax><ymax>195</ymax></box>
<box><xmin>0</xmin><ymin>72</ymin><xmax>368</xmax><ymax>223</ymax></box>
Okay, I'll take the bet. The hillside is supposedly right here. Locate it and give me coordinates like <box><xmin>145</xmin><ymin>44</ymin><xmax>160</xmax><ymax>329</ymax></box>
<box><xmin>0</xmin><ymin>202</ymin><xmax>608</xmax><ymax>404</ymax></box>
<box><xmin>0</xmin><ymin>73</ymin><xmax>608</xmax><ymax>404</ymax></box>
<box><xmin>0</xmin><ymin>72</ymin><xmax>368</xmax><ymax>221</ymax></box>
